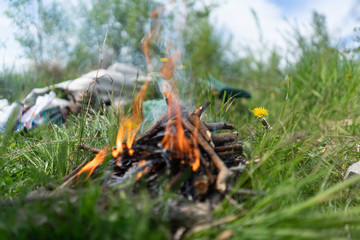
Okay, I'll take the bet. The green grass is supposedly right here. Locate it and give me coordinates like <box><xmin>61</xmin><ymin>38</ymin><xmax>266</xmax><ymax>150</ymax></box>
<box><xmin>1</xmin><ymin>26</ymin><xmax>360</xmax><ymax>239</ymax></box>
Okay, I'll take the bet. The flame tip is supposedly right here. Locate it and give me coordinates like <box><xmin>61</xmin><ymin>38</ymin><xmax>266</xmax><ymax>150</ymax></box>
<box><xmin>77</xmin><ymin>146</ymin><xmax>109</xmax><ymax>181</ymax></box>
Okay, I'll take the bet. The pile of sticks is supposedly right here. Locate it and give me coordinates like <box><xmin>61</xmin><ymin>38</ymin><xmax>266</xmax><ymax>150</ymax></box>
<box><xmin>102</xmin><ymin>102</ymin><xmax>245</xmax><ymax>200</ymax></box>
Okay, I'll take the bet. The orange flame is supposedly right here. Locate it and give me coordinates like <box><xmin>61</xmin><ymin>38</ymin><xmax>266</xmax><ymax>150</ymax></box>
<box><xmin>78</xmin><ymin>78</ymin><xmax>149</xmax><ymax>180</ymax></box>
<box><xmin>112</xmin><ymin>79</ymin><xmax>149</xmax><ymax>165</ymax></box>
<box><xmin>77</xmin><ymin>0</ymin><xmax>199</xmax><ymax>181</ymax></box>
<box><xmin>77</xmin><ymin>146</ymin><xmax>109</xmax><ymax>181</ymax></box>
<box><xmin>161</xmin><ymin>92</ymin><xmax>200</xmax><ymax>171</ymax></box>
<box><xmin>135</xmin><ymin>160</ymin><xmax>149</xmax><ymax>181</ymax></box>
<box><xmin>191</xmin><ymin>114</ymin><xmax>201</xmax><ymax>171</ymax></box>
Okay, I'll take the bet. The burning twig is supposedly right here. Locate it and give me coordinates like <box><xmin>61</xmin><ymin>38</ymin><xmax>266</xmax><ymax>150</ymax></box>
<box><xmin>187</xmin><ymin>113</ymin><xmax>215</xmax><ymax>148</ymax></box>
<box><xmin>77</xmin><ymin>146</ymin><xmax>109</xmax><ymax>181</ymax></box>
<box><xmin>182</xmin><ymin>118</ymin><xmax>231</xmax><ymax>193</ymax></box>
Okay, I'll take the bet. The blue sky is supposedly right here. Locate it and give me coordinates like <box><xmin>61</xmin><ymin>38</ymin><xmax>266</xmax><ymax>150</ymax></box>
<box><xmin>0</xmin><ymin>0</ymin><xmax>359</xmax><ymax>70</ymax></box>
<box><xmin>268</xmin><ymin>0</ymin><xmax>297</xmax><ymax>10</ymax></box>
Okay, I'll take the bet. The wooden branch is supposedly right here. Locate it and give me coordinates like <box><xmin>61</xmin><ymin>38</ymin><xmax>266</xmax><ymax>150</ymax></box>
<box><xmin>60</xmin><ymin>158</ymin><xmax>89</xmax><ymax>188</ymax></box>
<box><xmin>214</xmin><ymin>144</ymin><xmax>242</xmax><ymax>152</ymax></box>
<box><xmin>211</xmin><ymin>132</ymin><xmax>238</xmax><ymax>145</ymax></box>
<box><xmin>182</xmin><ymin>118</ymin><xmax>231</xmax><ymax>193</ymax></box>
<box><xmin>188</xmin><ymin>113</ymin><xmax>215</xmax><ymax>147</ymax></box>
<box><xmin>205</xmin><ymin>122</ymin><xmax>234</xmax><ymax>131</ymax></box>
<box><xmin>217</xmin><ymin>150</ymin><xmax>243</xmax><ymax>157</ymax></box>
<box><xmin>195</xmin><ymin>102</ymin><xmax>210</xmax><ymax>117</ymax></box>
<box><xmin>78</xmin><ymin>144</ymin><xmax>101</xmax><ymax>154</ymax></box>
<box><xmin>200</xmin><ymin>155</ymin><xmax>215</xmax><ymax>184</ymax></box>
<box><xmin>215</xmin><ymin>144</ymin><xmax>243</xmax><ymax>157</ymax></box>
<box><xmin>193</xmin><ymin>176</ymin><xmax>209</xmax><ymax>195</ymax></box>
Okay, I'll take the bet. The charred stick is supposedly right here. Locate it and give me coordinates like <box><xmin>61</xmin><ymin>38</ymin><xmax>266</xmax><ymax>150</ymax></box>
<box><xmin>182</xmin><ymin>118</ymin><xmax>231</xmax><ymax>193</ymax></box>
<box><xmin>188</xmin><ymin>113</ymin><xmax>215</xmax><ymax>148</ymax></box>
<box><xmin>135</xmin><ymin>113</ymin><xmax>167</xmax><ymax>144</ymax></box>
<box><xmin>211</xmin><ymin>132</ymin><xmax>238</xmax><ymax>145</ymax></box>
<box><xmin>78</xmin><ymin>144</ymin><xmax>101</xmax><ymax>154</ymax></box>
<box><xmin>200</xmin><ymin>155</ymin><xmax>215</xmax><ymax>184</ymax></box>
<box><xmin>205</xmin><ymin>122</ymin><xmax>235</xmax><ymax>131</ymax></box>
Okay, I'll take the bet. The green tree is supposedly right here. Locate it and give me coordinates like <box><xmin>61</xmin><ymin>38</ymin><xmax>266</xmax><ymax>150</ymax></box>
<box><xmin>68</xmin><ymin>0</ymin><xmax>161</xmax><ymax>72</ymax></box>
<box><xmin>5</xmin><ymin>0</ymin><xmax>72</xmax><ymax>69</ymax></box>
<box><xmin>183</xmin><ymin>2</ymin><xmax>231</xmax><ymax>77</ymax></box>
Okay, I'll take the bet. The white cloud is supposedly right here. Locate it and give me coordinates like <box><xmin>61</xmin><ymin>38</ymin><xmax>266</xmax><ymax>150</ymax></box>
<box><xmin>211</xmin><ymin>0</ymin><xmax>285</xmax><ymax>44</ymax></box>
<box><xmin>211</xmin><ymin>0</ymin><xmax>359</xmax><ymax>57</ymax></box>
<box><xmin>291</xmin><ymin>0</ymin><xmax>359</xmax><ymax>41</ymax></box>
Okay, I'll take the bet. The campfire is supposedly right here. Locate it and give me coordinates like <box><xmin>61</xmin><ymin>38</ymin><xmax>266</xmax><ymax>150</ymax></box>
<box><xmin>55</xmin><ymin>2</ymin><xmax>250</xmax><ymax>236</ymax></box>
<box><xmin>74</xmin><ymin>0</ymin><xmax>246</xmax><ymax>202</ymax></box>
<box><xmin>76</xmin><ymin>96</ymin><xmax>245</xmax><ymax>201</ymax></box>
<box><xmin>59</xmin><ymin>80</ymin><xmax>246</xmax><ymax>236</ymax></box>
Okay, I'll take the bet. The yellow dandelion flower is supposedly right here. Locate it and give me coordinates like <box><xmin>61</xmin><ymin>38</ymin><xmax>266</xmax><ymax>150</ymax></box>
<box><xmin>345</xmin><ymin>73</ymin><xmax>351</xmax><ymax>78</ymax></box>
<box><xmin>252</xmin><ymin>107</ymin><xmax>269</xmax><ymax>118</ymax></box>
<box><xmin>161</xmin><ymin>58</ymin><xmax>168</xmax><ymax>63</ymax></box>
